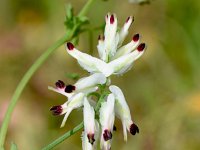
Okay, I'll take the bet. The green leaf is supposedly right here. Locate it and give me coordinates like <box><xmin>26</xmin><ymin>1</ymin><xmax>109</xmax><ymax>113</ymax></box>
<box><xmin>10</xmin><ymin>142</ymin><xmax>18</xmax><ymax>150</ymax></box>
<box><xmin>65</xmin><ymin>4</ymin><xmax>73</xmax><ymax>20</ymax></box>
<box><xmin>64</xmin><ymin>4</ymin><xmax>90</xmax><ymax>44</ymax></box>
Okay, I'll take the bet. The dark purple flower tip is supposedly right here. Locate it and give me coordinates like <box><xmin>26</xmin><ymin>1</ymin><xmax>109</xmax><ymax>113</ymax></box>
<box><xmin>132</xmin><ymin>34</ymin><xmax>140</xmax><ymax>42</ymax></box>
<box><xmin>126</xmin><ymin>16</ymin><xmax>134</xmax><ymax>23</ymax></box>
<box><xmin>55</xmin><ymin>80</ymin><xmax>65</xmax><ymax>89</ymax></box>
<box><xmin>98</xmin><ymin>35</ymin><xmax>101</xmax><ymax>40</ymax></box>
<box><xmin>50</xmin><ymin>105</ymin><xmax>63</xmax><ymax>115</ymax></box>
<box><xmin>87</xmin><ymin>134</ymin><xmax>95</xmax><ymax>145</ymax></box>
<box><xmin>130</xmin><ymin>123</ymin><xmax>139</xmax><ymax>135</ymax></box>
<box><xmin>67</xmin><ymin>42</ymin><xmax>74</xmax><ymax>50</ymax></box>
<box><xmin>126</xmin><ymin>16</ymin><xmax>130</xmax><ymax>23</ymax></box>
<box><xmin>65</xmin><ymin>85</ymin><xmax>76</xmax><ymax>93</ymax></box>
<box><xmin>103</xmin><ymin>129</ymin><xmax>112</xmax><ymax>141</ymax></box>
<box><xmin>113</xmin><ymin>125</ymin><xmax>117</xmax><ymax>131</ymax></box>
<box><xmin>137</xmin><ymin>43</ymin><xmax>146</xmax><ymax>52</ymax></box>
<box><xmin>110</xmin><ymin>14</ymin><xmax>114</xmax><ymax>24</ymax></box>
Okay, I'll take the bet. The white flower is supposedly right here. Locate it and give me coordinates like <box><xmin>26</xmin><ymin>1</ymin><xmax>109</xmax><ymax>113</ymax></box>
<box><xmin>109</xmin><ymin>85</ymin><xmax>139</xmax><ymax>141</ymax></box>
<box><xmin>49</xmin><ymin>73</ymin><xmax>106</xmax><ymax>127</ymax></box>
<box><xmin>82</xmin><ymin>98</ymin><xmax>99</xmax><ymax>150</ymax></box>
<box><xmin>83</xmin><ymin>98</ymin><xmax>96</xmax><ymax>145</ymax></box>
<box><xmin>66</xmin><ymin>13</ymin><xmax>146</xmax><ymax>77</ymax></box>
<box><xmin>99</xmin><ymin>94</ymin><xmax>115</xmax><ymax>150</ymax></box>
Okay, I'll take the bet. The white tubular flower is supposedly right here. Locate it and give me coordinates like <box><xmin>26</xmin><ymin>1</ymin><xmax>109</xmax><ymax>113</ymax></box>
<box><xmin>109</xmin><ymin>85</ymin><xmax>139</xmax><ymax>141</ymax></box>
<box><xmin>104</xmin><ymin>13</ymin><xmax>118</xmax><ymax>60</ymax></box>
<box><xmin>118</xmin><ymin>16</ymin><xmax>134</xmax><ymax>47</ymax></box>
<box><xmin>66</xmin><ymin>42</ymin><xmax>114</xmax><ymax>77</ymax></box>
<box><xmin>108</xmin><ymin>43</ymin><xmax>146</xmax><ymax>75</ymax></box>
<box><xmin>66</xmin><ymin>13</ymin><xmax>146</xmax><ymax>77</ymax></box>
<box><xmin>83</xmin><ymin>98</ymin><xmax>96</xmax><ymax>145</ymax></box>
<box><xmin>49</xmin><ymin>73</ymin><xmax>106</xmax><ymax>127</ymax></box>
<box><xmin>82</xmin><ymin>120</ymin><xmax>99</xmax><ymax>150</ymax></box>
<box><xmin>100</xmin><ymin>94</ymin><xmax>115</xmax><ymax>150</ymax></box>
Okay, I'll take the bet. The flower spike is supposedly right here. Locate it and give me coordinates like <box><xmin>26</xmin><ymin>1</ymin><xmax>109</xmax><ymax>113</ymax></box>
<box><xmin>49</xmin><ymin>13</ymin><xmax>145</xmax><ymax>149</ymax></box>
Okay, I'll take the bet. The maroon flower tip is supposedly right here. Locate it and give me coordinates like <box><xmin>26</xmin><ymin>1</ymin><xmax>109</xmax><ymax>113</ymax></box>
<box><xmin>103</xmin><ymin>130</ymin><xmax>112</xmax><ymax>141</ymax></box>
<box><xmin>132</xmin><ymin>34</ymin><xmax>140</xmax><ymax>42</ymax></box>
<box><xmin>55</xmin><ymin>80</ymin><xmax>65</xmax><ymax>89</ymax></box>
<box><xmin>98</xmin><ymin>35</ymin><xmax>101</xmax><ymax>40</ymax></box>
<box><xmin>87</xmin><ymin>134</ymin><xmax>95</xmax><ymax>145</ymax></box>
<box><xmin>110</xmin><ymin>14</ymin><xmax>114</xmax><ymax>24</ymax></box>
<box><xmin>113</xmin><ymin>125</ymin><xmax>117</xmax><ymax>131</ymax></box>
<box><xmin>50</xmin><ymin>105</ymin><xmax>63</xmax><ymax>115</ymax></box>
<box><xmin>130</xmin><ymin>123</ymin><xmax>139</xmax><ymax>135</ymax></box>
<box><xmin>67</xmin><ymin>42</ymin><xmax>74</xmax><ymax>50</ymax></box>
<box><xmin>126</xmin><ymin>16</ymin><xmax>130</xmax><ymax>23</ymax></box>
<box><xmin>137</xmin><ymin>43</ymin><xmax>146</xmax><ymax>52</ymax></box>
<box><xmin>65</xmin><ymin>85</ymin><xmax>76</xmax><ymax>93</ymax></box>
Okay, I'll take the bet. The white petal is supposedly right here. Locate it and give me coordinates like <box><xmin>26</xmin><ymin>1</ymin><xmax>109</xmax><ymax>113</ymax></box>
<box><xmin>60</xmin><ymin>93</ymin><xmax>85</xmax><ymax>127</ymax></box>
<box><xmin>112</xmin><ymin>34</ymin><xmax>140</xmax><ymax>60</ymax></box>
<box><xmin>83</xmin><ymin>98</ymin><xmax>95</xmax><ymax>134</ymax></box>
<box><xmin>118</xmin><ymin>16</ymin><xmax>133</xmax><ymax>47</ymax></box>
<box><xmin>108</xmin><ymin>46</ymin><xmax>145</xmax><ymax>75</ymax></box>
<box><xmin>75</xmin><ymin>73</ymin><xmax>106</xmax><ymax>91</ymax></box>
<box><xmin>99</xmin><ymin>94</ymin><xmax>115</xmax><ymax>149</ymax></box>
<box><xmin>48</xmin><ymin>86</ymin><xmax>73</xmax><ymax>98</ymax></box>
<box><xmin>109</xmin><ymin>85</ymin><xmax>132</xmax><ymax>141</ymax></box>
<box><xmin>99</xmin><ymin>94</ymin><xmax>115</xmax><ymax>131</ymax></box>
<box><xmin>104</xmin><ymin>14</ymin><xmax>118</xmax><ymax>60</ymax></box>
<box><xmin>97</xmin><ymin>36</ymin><xmax>107</xmax><ymax>61</ymax></box>
<box><xmin>66</xmin><ymin>43</ymin><xmax>113</xmax><ymax>77</ymax></box>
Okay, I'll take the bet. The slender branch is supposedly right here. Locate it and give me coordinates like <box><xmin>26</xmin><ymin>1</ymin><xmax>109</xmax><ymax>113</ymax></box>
<box><xmin>0</xmin><ymin>0</ymin><xmax>96</xmax><ymax>148</ymax></box>
<box><xmin>42</xmin><ymin>122</ymin><xmax>84</xmax><ymax>150</ymax></box>
<box><xmin>0</xmin><ymin>33</ymin><xmax>72</xmax><ymax>149</ymax></box>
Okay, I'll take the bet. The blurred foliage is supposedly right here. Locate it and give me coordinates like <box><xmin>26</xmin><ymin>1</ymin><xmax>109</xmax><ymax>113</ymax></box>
<box><xmin>0</xmin><ymin>0</ymin><xmax>200</xmax><ymax>150</ymax></box>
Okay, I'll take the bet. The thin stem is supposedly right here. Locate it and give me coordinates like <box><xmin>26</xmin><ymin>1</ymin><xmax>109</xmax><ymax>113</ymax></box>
<box><xmin>0</xmin><ymin>0</ymin><xmax>96</xmax><ymax>148</ymax></box>
<box><xmin>0</xmin><ymin>33</ymin><xmax>72</xmax><ymax>149</ymax></box>
<box><xmin>42</xmin><ymin>122</ymin><xmax>84</xmax><ymax>150</ymax></box>
<box><xmin>78</xmin><ymin>0</ymin><xmax>95</xmax><ymax>17</ymax></box>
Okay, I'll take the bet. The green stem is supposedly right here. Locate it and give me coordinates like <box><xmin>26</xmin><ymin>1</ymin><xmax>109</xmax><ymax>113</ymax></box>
<box><xmin>78</xmin><ymin>0</ymin><xmax>95</xmax><ymax>17</ymax></box>
<box><xmin>42</xmin><ymin>122</ymin><xmax>84</xmax><ymax>150</ymax></box>
<box><xmin>0</xmin><ymin>33</ymin><xmax>72</xmax><ymax>149</ymax></box>
<box><xmin>0</xmin><ymin>0</ymin><xmax>96</xmax><ymax>148</ymax></box>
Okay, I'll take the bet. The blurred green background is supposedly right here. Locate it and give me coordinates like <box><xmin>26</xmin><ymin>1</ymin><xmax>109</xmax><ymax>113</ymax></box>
<box><xmin>0</xmin><ymin>0</ymin><xmax>200</xmax><ymax>149</ymax></box>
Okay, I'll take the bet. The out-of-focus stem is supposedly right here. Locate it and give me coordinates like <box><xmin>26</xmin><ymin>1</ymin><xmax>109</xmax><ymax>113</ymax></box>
<box><xmin>0</xmin><ymin>0</ymin><xmax>96</xmax><ymax>148</ymax></box>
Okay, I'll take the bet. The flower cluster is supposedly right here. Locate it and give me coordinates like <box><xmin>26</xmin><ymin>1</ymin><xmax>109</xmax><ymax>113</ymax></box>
<box><xmin>49</xmin><ymin>13</ymin><xmax>146</xmax><ymax>150</ymax></box>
